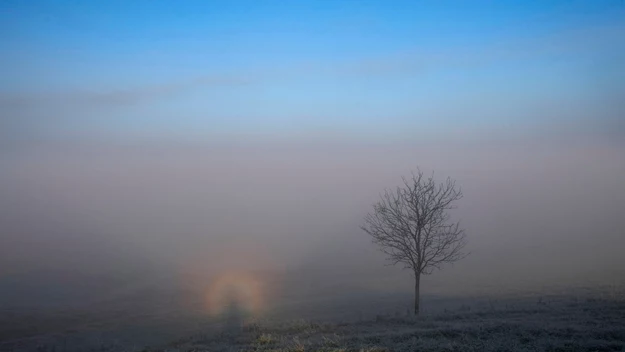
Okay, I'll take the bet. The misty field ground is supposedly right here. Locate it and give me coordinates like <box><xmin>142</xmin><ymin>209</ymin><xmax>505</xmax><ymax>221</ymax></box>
<box><xmin>2</xmin><ymin>289</ymin><xmax>625</xmax><ymax>352</ymax></box>
<box><xmin>148</xmin><ymin>299</ymin><xmax>625</xmax><ymax>352</ymax></box>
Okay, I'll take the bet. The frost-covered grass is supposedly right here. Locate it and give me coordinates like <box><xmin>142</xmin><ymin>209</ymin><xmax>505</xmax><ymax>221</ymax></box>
<box><xmin>145</xmin><ymin>298</ymin><xmax>625</xmax><ymax>352</ymax></box>
<box><xmin>3</xmin><ymin>294</ymin><xmax>624</xmax><ymax>352</ymax></box>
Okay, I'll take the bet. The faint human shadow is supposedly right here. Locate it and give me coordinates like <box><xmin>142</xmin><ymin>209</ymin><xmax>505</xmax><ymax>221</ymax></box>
<box><xmin>222</xmin><ymin>286</ymin><xmax>245</xmax><ymax>333</ymax></box>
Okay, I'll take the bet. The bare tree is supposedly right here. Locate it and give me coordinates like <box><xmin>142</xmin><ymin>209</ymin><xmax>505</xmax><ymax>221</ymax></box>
<box><xmin>361</xmin><ymin>169</ymin><xmax>468</xmax><ymax>315</ymax></box>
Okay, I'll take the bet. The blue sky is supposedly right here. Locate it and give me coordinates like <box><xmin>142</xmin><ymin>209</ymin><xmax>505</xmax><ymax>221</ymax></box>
<box><xmin>1</xmin><ymin>0</ymin><xmax>624</xmax><ymax>143</ymax></box>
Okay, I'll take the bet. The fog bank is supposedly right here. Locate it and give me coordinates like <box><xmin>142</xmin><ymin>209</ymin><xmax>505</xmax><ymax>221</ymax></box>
<box><xmin>2</xmin><ymin>136</ymin><xmax>624</xmax><ymax>315</ymax></box>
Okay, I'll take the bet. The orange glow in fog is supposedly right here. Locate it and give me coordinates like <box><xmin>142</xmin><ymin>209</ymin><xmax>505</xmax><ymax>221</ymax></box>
<box><xmin>205</xmin><ymin>270</ymin><xmax>266</xmax><ymax>317</ymax></box>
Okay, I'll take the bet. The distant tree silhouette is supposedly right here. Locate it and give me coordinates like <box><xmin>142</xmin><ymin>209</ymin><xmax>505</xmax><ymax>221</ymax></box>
<box><xmin>361</xmin><ymin>169</ymin><xmax>468</xmax><ymax>315</ymax></box>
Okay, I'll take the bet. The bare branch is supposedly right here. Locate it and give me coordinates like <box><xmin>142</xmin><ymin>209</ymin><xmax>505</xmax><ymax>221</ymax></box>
<box><xmin>361</xmin><ymin>169</ymin><xmax>468</xmax><ymax>276</ymax></box>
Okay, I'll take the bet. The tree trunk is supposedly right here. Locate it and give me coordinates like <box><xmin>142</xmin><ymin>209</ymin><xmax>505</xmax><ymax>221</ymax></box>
<box><xmin>414</xmin><ymin>272</ymin><xmax>421</xmax><ymax>315</ymax></box>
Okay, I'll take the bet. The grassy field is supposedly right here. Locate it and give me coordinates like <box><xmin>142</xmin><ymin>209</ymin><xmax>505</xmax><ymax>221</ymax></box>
<box><xmin>146</xmin><ymin>298</ymin><xmax>625</xmax><ymax>352</ymax></box>
<box><xmin>2</xmin><ymin>292</ymin><xmax>624</xmax><ymax>352</ymax></box>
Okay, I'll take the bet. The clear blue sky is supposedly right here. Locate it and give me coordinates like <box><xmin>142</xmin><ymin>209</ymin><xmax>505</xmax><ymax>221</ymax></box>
<box><xmin>1</xmin><ymin>0</ymin><xmax>624</xmax><ymax>143</ymax></box>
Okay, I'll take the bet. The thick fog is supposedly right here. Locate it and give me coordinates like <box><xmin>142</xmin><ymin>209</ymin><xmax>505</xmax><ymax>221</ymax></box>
<box><xmin>2</xmin><ymin>131</ymin><xmax>624</xmax><ymax>317</ymax></box>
